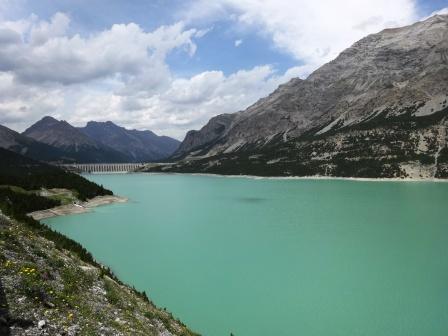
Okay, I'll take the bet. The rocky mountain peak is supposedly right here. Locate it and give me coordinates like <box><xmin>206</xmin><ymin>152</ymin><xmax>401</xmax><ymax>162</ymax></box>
<box><xmin>37</xmin><ymin>115</ymin><xmax>59</xmax><ymax>125</ymax></box>
<box><xmin>23</xmin><ymin>117</ymin><xmax>97</xmax><ymax>148</ymax></box>
<box><xmin>79</xmin><ymin>121</ymin><xmax>180</xmax><ymax>162</ymax></box>
<box><xmin>173</xmin><ymin>14</ymin><xmax>448</xmax><ymax>159</ymax></box>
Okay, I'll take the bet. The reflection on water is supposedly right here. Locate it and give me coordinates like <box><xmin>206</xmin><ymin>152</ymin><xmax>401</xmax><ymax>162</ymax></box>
<box><xmin>237</xmin><ymin>197</ymin><xmax>268</xmax><ymax>203</ymax></box>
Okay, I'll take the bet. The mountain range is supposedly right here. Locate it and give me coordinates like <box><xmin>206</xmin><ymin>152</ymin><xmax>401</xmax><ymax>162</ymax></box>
<box><xmin>0</xmin><ymin>123</ymin><xmax>72</xmax><ymax>162</ymax></box>
<box><xmin>0</xmin><ymin>117</ymin><xmax>180</xmax><ymax>163</ymax></box>
<box><xmin>79</xmin><ymin>121</ymin><xmax>179</xmax><ymax>163</ymax></box>
<box><xmin>148</xmin><ymin>14</ymin><xmax>448</xmax><ymax>179</ymax></box>
<box><xmin>1</xmin><ymin>15</ymin><xmax>446</xmax><ymax>177</ymax></box>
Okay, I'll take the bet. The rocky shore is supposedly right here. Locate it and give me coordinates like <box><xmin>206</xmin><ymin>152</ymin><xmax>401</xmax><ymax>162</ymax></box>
<box><xmin>28</xmin><ymin>195</ymin><xmax>128</xmax><ymax>221</ymax></box>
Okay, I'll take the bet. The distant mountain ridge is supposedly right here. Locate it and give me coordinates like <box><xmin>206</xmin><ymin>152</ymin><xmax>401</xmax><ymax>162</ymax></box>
<box><xmin>22</xmin><ymin>116</ymin><xmax>129</xmax><ymax>163</ymax></box>
<box><xmin>148</xmin><ymin>14</ymin><xmax>448</xmax><ymax>179</ymax></box>
<box><xmin>79</xmin><ymin>121</ymin><xmax>180</xmax><ymax>162</ymax></box>
<box><xmin>0</xmin><ymin>124</ymin><xmax>70</xmax><ymax>162</ymax></box>
<box><xmin>0</xmin><ymin>117</ymin><xmax>179</xmax><ymax>163</ymax></box>
<box><xmin>24</xmin><ymin>116</ymin><xmax>97</xmax><ymax>148</ymax></box>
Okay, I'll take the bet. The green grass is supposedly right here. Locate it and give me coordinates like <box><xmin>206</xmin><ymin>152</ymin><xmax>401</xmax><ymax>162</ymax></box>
<box><xmin>0</xmin><ymin>185</ymin><xmax>33</xmax><ymax>194</ymax></box>
<box><xmin>47</xmin><ymin>193</ymin><xmax>78</xmax><ymax>205</ymax></box>
<box><xmin>104</xmin><ymin>277</ymin><xmax>122</xmax><ymax>306</ymax></box>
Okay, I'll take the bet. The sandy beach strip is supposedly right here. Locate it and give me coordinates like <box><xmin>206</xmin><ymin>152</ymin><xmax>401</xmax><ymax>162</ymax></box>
<box><xmin>29</xmin><ymin>195</ymin><xmax>128</xmax><ymax>221</ymax></box>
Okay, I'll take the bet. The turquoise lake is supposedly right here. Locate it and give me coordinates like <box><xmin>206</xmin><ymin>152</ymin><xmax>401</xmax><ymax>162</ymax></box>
<box><xmin>44</xmin><ymin>174</ymin><xmax>448</xmax><ymax>336</ymax></box>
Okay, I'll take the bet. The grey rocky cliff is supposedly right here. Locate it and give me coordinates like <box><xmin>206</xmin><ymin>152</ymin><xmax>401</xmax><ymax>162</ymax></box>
<box><xmin>173</xmin><ymin>114</ymin><xmax>235</xmax><ymax>158</ymax></box>
<box><xmin>173</xmin><ymin>14</ymin><xmax>448</xmax><ymax>159</ymax></box>
<box><xmin>160</xmin><ymin>15</ymin><xmax>448</xmax><ymax>178</ymax></box>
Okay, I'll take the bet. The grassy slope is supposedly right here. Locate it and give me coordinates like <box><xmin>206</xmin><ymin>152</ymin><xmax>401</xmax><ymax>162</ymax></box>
<box><xmin>0</xmin><ymin>217</ymin><xmax>197</xmax><ymax>335</ymax></box>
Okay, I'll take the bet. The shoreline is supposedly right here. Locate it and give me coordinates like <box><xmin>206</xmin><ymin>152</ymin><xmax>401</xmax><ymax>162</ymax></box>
<box><xmin>31</xmin><ymin>172</ymin><xmax>446</xmax><ymax>222</ymax></box>
<box><xmin>29</xmin><ymin>195</ymin><xmax>128</xmax><ymax>220</ymax></box>
<box><xmin>139</xmin><ymin>172</ymin><xmax>448</xmax><ymax>183</ymax></box>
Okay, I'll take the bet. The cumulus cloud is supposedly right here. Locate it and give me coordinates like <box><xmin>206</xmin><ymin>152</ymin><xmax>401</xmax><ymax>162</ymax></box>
<box><xmin>183</xmin><ymin>0</ymin><xmax>417</xmax><ymax>76</ymax></box>
<box><xmin>0</xmin><ymin>73</ymin><xmax>64</xmax><ymax>130</ymax></box>
<box><xmin>29</xmin><ymin>12</ymin><xmax>70</xmax><ymax>45</ymax></box>
<box><xmin>0</xmin><ymin>13</ymin><xmax>201</xmax><ymax>85</ymax></box>
<box><xmin>0</xmin><ymin>12</ymin><xmax>210</xmax><ymax>136</ymax></box>
<box><xmin>66</xmin><ymin>65</ymin><xmax>299</xmax><ymax>139</ymax></box>
<box><xmin>0</xmin><ymin>12</ymin><xmax>300</xmax><ymax>138</ymax></box>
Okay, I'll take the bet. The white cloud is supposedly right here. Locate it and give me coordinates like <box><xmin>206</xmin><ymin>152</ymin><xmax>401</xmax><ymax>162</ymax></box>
<box><xmin>0</xmin><ymin>13</ymin><xmax>201</xmax><ymax>85</ymax></box>
<box><xmin>234</xmin><ymin>39</ymin><xmax>243</xmax><ymax>47</ymax></box>
<box><xmin>0</xmin><ymin>72</ymin><xmax>64</xmax><ymax>129</ymax></box>
<box><xmin>0</xmin><ymin>13</ymin><xmax>212</xmax><ymax>137</ymax></box>
<box><xmin>67</xmin><ymin>65</ymin><xmax>299</xmax><ymax>139</ymax></box>
<box><xmin>184</xmin><ymin>0</ymin><xmax>417</xmax><ymax>75</ymax></box>
<box><xmin>29</xmin><ymin>12</ymin><xmax>70</xmax><ymax>45</ymax></box>
<box><xmin>0</xmin><ymin>12</ymin><xmax>301</xmax><ymax>139</ymax></box>
<box><xmin>426</xmin><ymin>7</ymin><xmax>448</xmax><ymax>18</ymax></box>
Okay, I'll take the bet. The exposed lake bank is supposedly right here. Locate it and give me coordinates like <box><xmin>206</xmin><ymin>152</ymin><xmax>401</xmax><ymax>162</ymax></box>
<box><xmin>29</xmin><ymin>194</ymin><xmax>127</xmax><ymax>220</ymax></box>
<box><xmin>139</xmin><ymin>171</ymin><xmax>448</xmax><ymax>183</ymax></box>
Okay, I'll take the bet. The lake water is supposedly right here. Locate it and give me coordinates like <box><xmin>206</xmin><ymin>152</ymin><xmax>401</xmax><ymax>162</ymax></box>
<box><xmin>44</xmin><ymin>174</ymin><xmax>448</xmax><ymax>336</ymax></box>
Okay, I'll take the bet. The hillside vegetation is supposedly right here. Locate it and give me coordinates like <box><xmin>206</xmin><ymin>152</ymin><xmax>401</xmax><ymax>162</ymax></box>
<box><xmin>0</xmin><ymin>148</ymin><xmax>111</xmax><ymax>200</ymax></box>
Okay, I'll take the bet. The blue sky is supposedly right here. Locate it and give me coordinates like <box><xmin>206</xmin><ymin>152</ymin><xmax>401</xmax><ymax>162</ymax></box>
<box><xmin>0</xmin><ymin>0</ymin><xmax>446</xmax><ymax>138</ymax></box>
